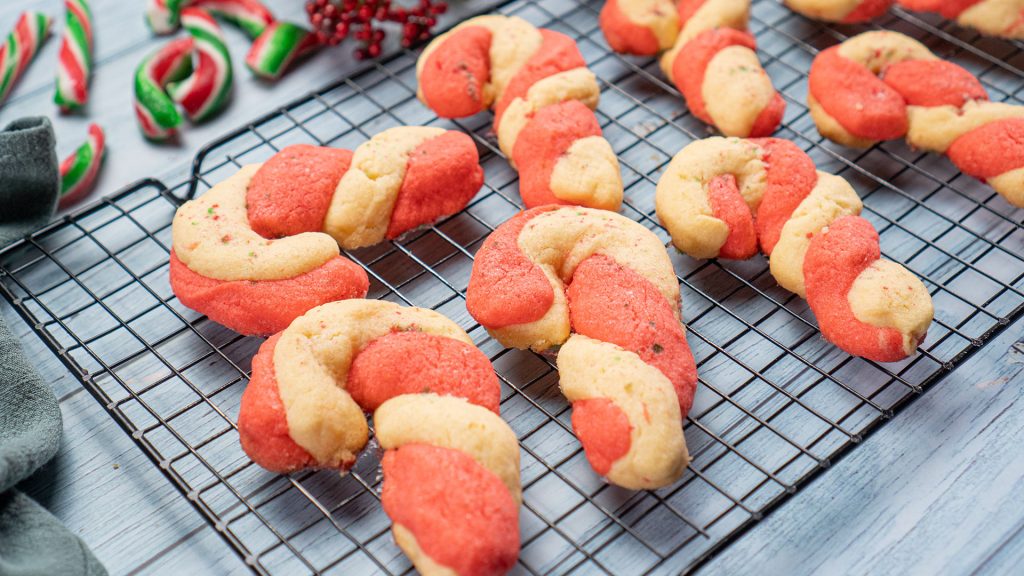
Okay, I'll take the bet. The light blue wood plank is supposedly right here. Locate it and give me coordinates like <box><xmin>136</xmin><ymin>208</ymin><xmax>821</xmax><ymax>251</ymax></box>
<box><xmin>697</xmin><ymin>318</ymin><xmax>1024</xmax><ymax>576</ymax></box>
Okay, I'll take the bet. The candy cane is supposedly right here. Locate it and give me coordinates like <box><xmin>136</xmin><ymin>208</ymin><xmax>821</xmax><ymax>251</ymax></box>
<box><xmin>170</xmin><ymin>126</ymin><xmax>483</xmax><ymax>335</ymax></box>
<box><xmin>656</xmin><ymin>136</ymin><xmax>934</xmax><ymax>361</ymax></box>
<box><xmin>598</xmin><ymin>0</ymin><xmax>785</xmax><ymax>138</ymax></box>
<box><xmin>238</xmin><ymin>299</ymin><xmax>521</xmax><ymax>574</ymax></box>
<box><xmin>466</xmin><ymin>206</ymin><xmax>697</xmax><ymax>489</ymax></box>
<box><xmin>167</xmin><ymin>8</ymin><xmax>232</xmax><ymax>123</ymax></box>
<box><xmin>0</xmin><ymin>12</ymin><xmax>53</xmax><ymax>105</ymax></box>
<box><xmin>246</xmin><ymin>21</ymin><xmax>319</xmax><ymax>80</ymax></box>
<box><xmin>54</xmin><ymin>0</ymin><xmax>93</xmax><ymax>112</ymax></box>
<box><xmin>417</xmin><ymin>15</ymin><xmax>624</xmax><ymax>211</ymax></box>
<box><xmin>786</xmin><ymin>1</ymin><xmax>1024</xmax><ymax>39</ymax></box>
<box><xmin>133</xmin><ymin>37</ymin><xmax>194</xmax><ymax>140</ymax></box>
<box><xmin>808</xmin><ymin>30</ymin><xmax>1024</xmax><ymax>207</ymax></box>
<box><xmin>145</xmin><ymin>0</ymin><xmax>274</xmax><ymax>39</ymax></box>
<box><xmin>59</xmin><ymin>123</ymin><xmax>105</xmax><ymax>209</ymax></box>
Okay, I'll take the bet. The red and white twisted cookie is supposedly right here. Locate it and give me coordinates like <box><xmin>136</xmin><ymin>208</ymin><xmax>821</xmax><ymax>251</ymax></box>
<box><xmin>786</xmin><ymin>1</ymin><xmax>1024</xmax><ymax>40</ymax></box>
<box><xmin>656</xmin><ymin>137</ymin><xmax>934</xmax><ymax>362</ymax></box>
<box><xmin>599</xmin><ymin>0</ymin><xmax>785</xmax><ymax>137</ymax></box>
<box><xmin>416</xmin><ymin>15</ymin><xmax>624</xmax><ymax>211</ymax></box>
<box><xmin>467</xmin><ymin>206</ymin><xmax>697</xmax><ymax>489</ymax></box>
<box><xmin>238</xmin><ymin>299</ymin><xmax>520</xmax><ymax>576</ymax></box>
<box><xmin>808</xmin><ymin>31</ymin><xmax>1024</xmax><ymax>207</ymax></box>
<box><xmin>783</xmin><ymin>0</ymin><xmax>893</xmax><ymax>23</ymax></box>
<box><xmin>170</xmin><ymin>126</ymin><xmax>484</xmax><ymax>336</ymax></box>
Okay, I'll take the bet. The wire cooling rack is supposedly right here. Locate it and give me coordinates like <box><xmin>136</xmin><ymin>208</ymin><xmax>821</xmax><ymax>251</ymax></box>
<box><xmin>3</xmin><ymin>0</ymin><xmax>1024</xmax><ymax>574</ymax></box>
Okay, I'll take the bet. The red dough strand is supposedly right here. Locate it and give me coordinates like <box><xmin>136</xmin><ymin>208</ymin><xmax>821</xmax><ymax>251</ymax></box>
<box><xmin>842</xmin><ymin>0</ymin><xmax>895</xmax><ymax>22</ymax></box>
<box><xmin>803</xmin><ymin>216</ymin><xmax>908</xmax><ymax>362</ymax></box>
<box><xmin>568</xmin><ymin>254</ymin><xmax>698</xmax><ymax>415</ymax></box>
<box><xmin>676</xmin><ymin>0</ymin><xmax>708</xmax><ymax>25</ymax></box>
<box><xmin>347</xmin><ymin>331</ymin><xmax>500</xmax><ymax>413</ymax></box>
<box><xmin>466</xmin><ymin>207</ymin><xmax>557</xmax><ymax>329</ymax></box>
<box><xmin>672</xmin><ymin>28</ymin><xmax>758</xmax><ymax>125</ymax></box>
<box><xmin>882</xmin><ymin>60</ymin><xmax>987</xmax><ymax>108</ymax></box>
<box><xmin>570</xmin><ymin>398</ymin><xmax>632</xmax><ymax>475</ymax></box>
<box><xmin>168</xmin><ymin>251</ymin><xmax>369</xmax><ymax>336</ymax></box>
<box><xmin>707</xmin><ymin>174</ymin><xmax>758</xmax><ymax>259</ymax></box>
<box><xmin>947</xmin><ymin>118</ymin><xmax>1024</xmax><ymax>180</ymax></box>
<box><xmin>599</xmin><ymin>0</ymin><xmax>662</xmax><ymax>55</ymax></box>
<box><xmin>512</xmin><ymin>101</ymin><xmax>604</xmax><ymax>208</ymax></box>
<box><xmin>382</xmin><ymin>444</ymin><xmax>519</xmax><ymax>576</ymax></box>
<box><xmin>238</xmin><ymin>334</ymin><xmax>319</xmax><ymax>473</ymax></box>
<box><xmin>419</xmin><ymin>26</ymin><xmax>492</xmax><ymax>118</ymax></box>
<box><xmin>388</xmin><ymin>131</ymin><xmax>484</xmax><ymax>238</ymax></box>
<box><xmin>494</xmin><ymin>29</ymin><xmax>586</xmax><ymax>127</ymax></box>
<box><xmin>809</xmin><ymin>46</ymin><xmax>908</xmax><ymax>141</ymax></box>
<box><xmin>752</xmin><ymin>138</ymin><xmax>819</xmax><ymax>255</ymax></box>
<box><xmin>247</xmin><ymin>145</ymin><xmax>353</xmax><ymax>238</ymax></box>
<box><xmin>897</xmin><ymin>0</ymin><xmax>981</xmax><ymax>19</ymax></box>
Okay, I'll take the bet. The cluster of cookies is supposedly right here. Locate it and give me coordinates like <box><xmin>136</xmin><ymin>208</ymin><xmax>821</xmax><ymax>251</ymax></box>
<box><xmin>156</xmin><ymin>10</ymin><xmax>1024</xmax><ymax>575</ymax></box>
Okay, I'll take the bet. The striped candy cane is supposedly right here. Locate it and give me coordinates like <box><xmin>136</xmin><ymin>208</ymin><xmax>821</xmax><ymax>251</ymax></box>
<box><xmin>0</xmin><ymin>12</ymin><xmax>53</xmax><ymax>105</ymax></box>
<box><xmin>194</xmin><ymin>0</ymin><xmax>274</xmax><ymax>39</ymax></box>
<box><xmin>168</xmin><ymin>8</ymin><xmax>233</xmax><ymax>122</ymax></box>
<box><xmin>146</xmin><ymin>0</ymin><xmax>188</xmax><ymax>34</ymax></box>
<box><xmin>146</xmin><ymin>0</ymin><xmax>274</xmax><ymax>39</ymax></box>
<box><xmin>54</xmin><ymin>0</ymin><xmax>94</xmax><ymax>112</ymax></box>
<box><xmin>134</xmin><ymin>37</ymin><xmax>194</xmax><ymax>140</ymax></box>
<box><xmin>246</xmin><ymin>21</ymin><xmax>319</xmax><ymax>80</ymax></box>
<box><xmin>59</xmin><ymin>123</ymin><xmax>105</xmax><ymax>208</ymax></box>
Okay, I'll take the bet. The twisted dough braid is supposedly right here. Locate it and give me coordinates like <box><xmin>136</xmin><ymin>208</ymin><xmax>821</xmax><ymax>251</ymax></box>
<box><xmin>467</xmin><ymin>206</ymin><xmax>697</xmax><ymax>489</ymax></box>
<box><xmin>170</xmin><ymin>126</ymin><xmax>483</xmax><ymax>335</ymax></box>
<box><xmin>416</xmin><ymin>15</ymin><xmax>624</xmax><ymax>211</ymax></box>
<box><xmin>783</xmin><ymin>0</ymin><xmax>893</xmax><ymax>23</ymax></box>
<box><xmin>238</xmin><ymin>300</ymin><xmax>521</xmax><ymax>576</ymax></box>
<box><xmin>656</xmin><ymin>137</ymin><xmax>933</xmax><ymax>362</ymax></box>
<box><xmin>599</xmin><ymin>0</ymin><xmax>785</xmax><ymax>137</ymax></box>
<box><xmin>786</xmin><ymin>0</ymin><xmax>1024</xmax><ymax>40</ymax></box>
<box><xmin>808</xmin><ymin>31</ymin><xmax>1024</xmax><ymax>207</ymax></box>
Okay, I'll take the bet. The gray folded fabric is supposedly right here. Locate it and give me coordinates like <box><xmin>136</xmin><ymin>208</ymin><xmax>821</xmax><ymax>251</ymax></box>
<box><xmin>0</xmin><ymin>117</ymin><xmax>59</xmax><ymax>247</ymax></box>
<box><xmin>0</xmin><ymin>117</ymin><xmax>107</xmax><ymax>576</ymax></box>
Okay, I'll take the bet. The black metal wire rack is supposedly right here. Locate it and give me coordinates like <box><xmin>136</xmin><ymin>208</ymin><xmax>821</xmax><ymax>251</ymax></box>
<box><xmin>2</xmin><ymin>0</ymin><xmax>1024</xmax><ymax>574</ymax></box>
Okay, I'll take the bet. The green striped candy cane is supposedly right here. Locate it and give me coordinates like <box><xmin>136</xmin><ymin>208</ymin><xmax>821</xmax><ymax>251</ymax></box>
<box><xmin>0</xmin><ymin>12</ymin><xmax>53</xmax><ymax>104</ymax></box>
<box><xmin>54</xmin><ymin>0</ymin><xmax>94</xmax><ymax>111</ymax></box>
<box><xmin>133</xmin><ymin>37</ymin><xmax>194</xmax><ymax>140</ymax></box>
<box><xmin>168</xmin><ymin>7</ymin><xmax>233</xmax><ymax>123</ymax></box>
<box><xmin>246</xmin><ymin>21</ymin><xmax>319</xmax><ymax>80</ymax></box>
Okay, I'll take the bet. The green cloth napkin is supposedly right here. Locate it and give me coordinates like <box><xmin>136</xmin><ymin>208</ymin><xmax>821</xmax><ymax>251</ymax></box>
<box><xmin>0</xmin><ymin>117</ymin><xmax>107</xmax><ymax>576</ymax></box>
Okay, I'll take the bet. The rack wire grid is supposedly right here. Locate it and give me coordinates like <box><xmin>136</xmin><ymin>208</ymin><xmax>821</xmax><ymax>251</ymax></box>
<box><xmin>2</xmin><ymin>0</ymin><xmax>1024</xmax><ymax>574</ymax></box>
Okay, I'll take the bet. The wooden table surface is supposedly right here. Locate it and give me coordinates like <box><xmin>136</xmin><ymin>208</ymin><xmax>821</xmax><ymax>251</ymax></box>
<box><xmin>2</xmin><ymin>1</ymin><xmax>1023</xmax><ymax>575</ymax></box>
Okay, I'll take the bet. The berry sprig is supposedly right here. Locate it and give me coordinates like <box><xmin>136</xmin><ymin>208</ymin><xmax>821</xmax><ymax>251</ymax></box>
<box><xmin>306</xmin><ymin>0</ymin><xmax>448</xmax><ymax>59</ymax></box>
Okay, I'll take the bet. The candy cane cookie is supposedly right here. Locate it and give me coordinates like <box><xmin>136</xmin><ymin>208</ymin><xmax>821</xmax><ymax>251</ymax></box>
<box><xmin>238</xmin><ymin>299</ymin><xmax>521</xmax><ymax>575</ymax></box>
<box><xmin>786</xmin><ymin>1</ymin><xmax>1024</xmax><ymax>39</ymax></box>
<box><xmin>417</xmin><ymin>15</ymin><xmax>623</xmax><ymax>211</ymax></box>
<box><xmin>808</xmin><ymin>30</ymin><xmax>1024</xmax><ymax>207</ymax></box>
<box><xmin>898</xmin><ymin>1</ymin><xmax>1024</xmax><ymax>39</ymax></box>
<box><xmin>170</xmin><ymin>126</ymin><xmax>484</xmax><ymax>335</ymax></box>
<box><xmin>656</xmin><ymin>137</ymin><xmax>933</xmax><ymax>362</ymax></box>
<box><xmin>598</xmin><ymin>0</ymin><xmax>785</xmax><ymax>137</ymax></box>
<box><xmin>783</xmin><ymin>0</ymin><xmax>893</xmax><ymax>23</ymax></box>
<box><xmin>467</xmin><ymin>206</ymin><xmax>697</xmax><ymax>490</ymax></box>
